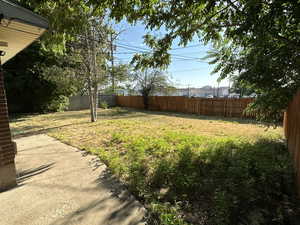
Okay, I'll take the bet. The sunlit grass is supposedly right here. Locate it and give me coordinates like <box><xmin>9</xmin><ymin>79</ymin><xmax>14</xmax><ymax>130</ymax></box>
<box><xmin>11</xmin><ymin>107</ymin><xmax>283</xmax><ymax>146</ymax></box>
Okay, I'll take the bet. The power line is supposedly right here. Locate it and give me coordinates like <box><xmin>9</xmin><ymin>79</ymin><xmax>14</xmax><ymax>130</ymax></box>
<box><xmin>76</xmin><ymin>35</ymin><xmax>208</xmax><ymax>62</ymax></box>
<box><xmin>115</xmin><ymin>43</ymin><xmax>207</xmax><ymax>61</ymax></box>
<box><xmin>116</xmin><ymin>42</ymin><xmax>203</xmax><ymax>60</ymax></box>
<box><xmin>170</xmin><ymin>44</ymin><xmax>202</xmax><ymax>50</ymax></box>
<box><xmin>116</xmin><ymin>50</ymin><xmax>208</xmax><ymax>55</ymax></box>
<box><xmin>117</xmin><ymin>41</ymin><xmax>202</xmax><ymax>51</ymax></box>
<box><xmin>169</xmin><ymin>68</ymin><xmax>208</xmax><ymax>73</ymax></box>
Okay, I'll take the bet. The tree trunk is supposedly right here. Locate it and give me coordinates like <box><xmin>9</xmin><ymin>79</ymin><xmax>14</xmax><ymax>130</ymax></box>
<box><xmin>143</xmin><ymin>94</ymin><xmax>149</xmax><ymax>110</ymax></box>
<box><xmin>93</xmin><ymin>84</ymin><xmax>98</xmax><ymax>121</ymax></box>
<box><xmin>90</xmin><ymin>27</ymin><xmax>98</xmax><ymax>122</ymax></box>
<box><xmin>88</xmin><ymin>79</ymin><xmax>96</xmax><ymax>122</ymax></box>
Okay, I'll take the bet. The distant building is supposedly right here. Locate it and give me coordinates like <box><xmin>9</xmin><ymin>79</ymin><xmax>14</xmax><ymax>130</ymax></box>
<box><xmin>157</xmin><ymin>86</ymin><xmax>230</xmax><ymax>97</ymax></box>
<box><xmin>117</xmin><ymin>86</ymin><xmax>231</xmax><ymax>98</ymax></box>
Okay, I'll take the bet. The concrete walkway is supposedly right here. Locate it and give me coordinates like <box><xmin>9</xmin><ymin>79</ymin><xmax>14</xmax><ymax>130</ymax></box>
<box><xmin>0</xmin><ymin>135</ymin><xmax>145</xmax><ymax>225</ymax></box>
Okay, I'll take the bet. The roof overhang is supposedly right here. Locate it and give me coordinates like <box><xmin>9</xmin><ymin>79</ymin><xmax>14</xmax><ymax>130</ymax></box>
<box><xmin>0</xmin><ymin>0</ymin><xmax>49</xmax><ymax>64</ymax></box>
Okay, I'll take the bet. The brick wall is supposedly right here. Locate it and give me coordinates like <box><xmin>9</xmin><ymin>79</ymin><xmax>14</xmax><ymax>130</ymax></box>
<box><xmin>0</xmin><ymin>68</ymin><xmax>16</xmax><ymax>190</ymax></box>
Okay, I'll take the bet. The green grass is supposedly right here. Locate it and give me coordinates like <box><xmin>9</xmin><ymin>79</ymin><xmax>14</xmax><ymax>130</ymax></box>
<box><xmin>10</xmin><ymin>108</ymin><xmax>299</xmax><ymax>225</ymax></box>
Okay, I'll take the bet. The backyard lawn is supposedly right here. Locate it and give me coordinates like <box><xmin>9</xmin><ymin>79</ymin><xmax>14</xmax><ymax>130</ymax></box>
<box><xmin>10</xmin><ymin>108</ymin><xmax>300</xmax><ymax>225</ymax></box>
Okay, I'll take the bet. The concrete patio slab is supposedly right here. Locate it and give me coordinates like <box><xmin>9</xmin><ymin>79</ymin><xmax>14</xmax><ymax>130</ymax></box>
<box><xmin>0</xmin><ymin>134</ymin><xmax>146</xmax><ymax>225</ymax></box>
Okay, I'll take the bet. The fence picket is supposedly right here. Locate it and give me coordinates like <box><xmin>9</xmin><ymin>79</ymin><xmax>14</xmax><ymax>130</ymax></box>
<box><xmin>116</xmin><ymin>96</ymin><xmax>254</xmax><ymax>118</ymax></box>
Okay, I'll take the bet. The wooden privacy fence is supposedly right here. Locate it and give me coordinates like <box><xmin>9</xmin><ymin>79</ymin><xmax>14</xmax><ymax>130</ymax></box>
<box><xmin>116</xmin><ymin>96</ymin><xmax>254</xmax><ymax>118</ymax></box>
<box><xmin>284</xmin><ymin>91</ymin><xmax>300</xmax><ymax>194</ymax></box>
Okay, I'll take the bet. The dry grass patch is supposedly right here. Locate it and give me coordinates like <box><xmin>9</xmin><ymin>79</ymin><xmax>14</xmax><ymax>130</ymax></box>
<box><xmin>11</xmin><ymin>107</ymin><xmax>283</xmax><ymax>144</ymax></box>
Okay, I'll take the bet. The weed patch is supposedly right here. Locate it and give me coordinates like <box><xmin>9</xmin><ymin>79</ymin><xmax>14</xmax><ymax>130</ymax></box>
<box><xmin>94</xmin><ymin>132</ymin><xmax>299</xmax><ymax>225</ymax></box>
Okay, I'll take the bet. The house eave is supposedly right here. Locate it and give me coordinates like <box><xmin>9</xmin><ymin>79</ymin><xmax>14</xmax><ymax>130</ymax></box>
<box><xmin>0</xmin><ymin>0</ymin><xmax>49</xmax><ymax>64</ymax></box>
<box><xmin>0</xmin><ymin>0</ymin><xmax>48</xmax><ymax>29</ymax></box>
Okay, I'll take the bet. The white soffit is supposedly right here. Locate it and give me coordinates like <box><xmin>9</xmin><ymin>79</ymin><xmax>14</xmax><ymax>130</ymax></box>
<box><xmin>0</xmin><ymin>19</ymin><xmax>47</xmax><ymax>64</ymax></box>
<box><xmin>0</xmin><ymin>0</ymin><xmax>48</xmax><ymax>64</ymax></box>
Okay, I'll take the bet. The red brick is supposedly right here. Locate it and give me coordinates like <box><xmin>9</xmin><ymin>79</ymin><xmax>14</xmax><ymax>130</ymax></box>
<box><xmin>0</xmin><ymin>70</ymin><xmax>15</xmax><ymax>166</ymax></box>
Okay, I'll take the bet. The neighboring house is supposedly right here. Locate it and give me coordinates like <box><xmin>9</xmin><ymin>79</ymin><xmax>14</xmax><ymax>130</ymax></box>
<box><xmin>0</xmin><ymin>0</ymin><xmax>48</xmax><ymax>191</ymax></box>
<box><xmin>154</xmin><ymin>86</ymin><xmax>230</xmax><ymax>97</ymax></box>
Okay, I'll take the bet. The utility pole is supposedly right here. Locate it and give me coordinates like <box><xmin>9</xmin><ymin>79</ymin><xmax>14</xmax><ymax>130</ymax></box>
<box><xmin>228</xmin><ymin>79</ymin><xmax>231</xmax><ymax>96</ymax></box>
<box><xmin>110</xmin><ymin>32</ymin><xmax>115</xmax><ymax>94</ymax></box>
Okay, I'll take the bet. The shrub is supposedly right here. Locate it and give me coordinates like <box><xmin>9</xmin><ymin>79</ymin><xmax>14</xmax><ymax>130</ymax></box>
<box><xmin>100</xmin><ymin>101</ymin><xmax>109</xmax><ymax>109</ymax></box>
<box><xmin>45</xmin><ymin>95</ymin><xmax>69</xmax><ymax>112</ymax></box>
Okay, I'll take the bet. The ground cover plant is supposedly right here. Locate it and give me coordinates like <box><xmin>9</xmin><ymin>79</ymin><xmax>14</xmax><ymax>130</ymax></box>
<box><xmin>10</xmin><ymin>108</ymin><xmax>300</xmax><ymax>224</ymax></box>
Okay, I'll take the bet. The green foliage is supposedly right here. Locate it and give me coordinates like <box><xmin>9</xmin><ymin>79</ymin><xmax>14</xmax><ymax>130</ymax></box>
<box><xmin>98</xmin><ymin>0</ymin><xmax>300</xmax><ymax>123</ymax></box>
<box><xmin>132</xmin><ymin>69</ymin><xmax>174</xmax><ymax>109</ymax></box>
<box><xmin>3</xmin><ymin>43</ymin><xmax>75</xmax><ymax>113</ymax></box>
<box><xmin>148</xmin><ymin>202</ymin><xmax>189</xmax><ymax>225</ymax></box>
<box><xmin>17</xmin><ymin>0</ymin><xmax>106</xmax><ymax>54</ymax></box>
<box><xmin>99</xmin><ymin>101</ymin><xmax>109</xmax><ymax>109</ymax></box>
<box><xmin>47</xmin><ymin>95</ymin><xmax>69</xmax><ymax>112</ymax></box>
<box><xmin>94</xmin><ymin>131</ymin><xmax>299</xmax><ymax>225</ymax></box>
<box><xmin>229</xmin><ymin>76</ymin><xmax>255</xmax><ymax>97</ymax></box>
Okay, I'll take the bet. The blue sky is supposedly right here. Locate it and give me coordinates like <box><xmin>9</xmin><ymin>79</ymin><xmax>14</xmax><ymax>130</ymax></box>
<box><xmin>113</xmin><ymin>22</ymin><xmax>230</xmax><ymax>88</ymax></box>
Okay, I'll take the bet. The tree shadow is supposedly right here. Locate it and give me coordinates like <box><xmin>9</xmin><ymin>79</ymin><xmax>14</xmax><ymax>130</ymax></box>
<box><xmin>17</xmin><ymin>162</ymin><xmax>55</xmax><ymax>184</ymax></box>
<box><xmin>39</xmin><ymin>165</ymin><xmax>146</xmax><ymax>225</ymax></box>
<box><xmin>128</xmin><ymin>137</ymin><xmax>299</xmax><ymax>224</ymax></box>
<box><xmin>15</xmin><ymin>154</ymin><xmax>145</xmax><ymax>225</ymax></box>
<box><xmin>51</xmin><ymin>108</ymin><xmax>146</xmax><ymax>121</ymax></box>
<box><xmin>124</xmin><ymin>107</ymin><xmax>274</xmax><ymax>126</ymax></box>
<box><xmin>11</xmin><ymin>122</ymin><xmax>88</xmax><ymax>139</ymax></box>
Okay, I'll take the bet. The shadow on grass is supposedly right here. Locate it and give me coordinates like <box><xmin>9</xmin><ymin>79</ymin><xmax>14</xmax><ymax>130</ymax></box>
<box><xmin>51</xmin><ymin>108</ymin><xmax>146</xmax><ymax>121</ymax></box>
<box><xmin>116</xmin><ymin>136</ymin><xmax>299</xmax><ymax>225</ymax></box>
<box><xmin>11</xmin><ymin>122</ymin><xmax>88</xmax><ymax>139</ymax></box>
<box><xmin>134</xmin><ymin>108</ymin><xmax>264</xmax><ymax>125</ymax></box>
<box><xmin>118</xmin><ymin>107</ymin><xmax>281</xmax><ymax>127</ymax></box>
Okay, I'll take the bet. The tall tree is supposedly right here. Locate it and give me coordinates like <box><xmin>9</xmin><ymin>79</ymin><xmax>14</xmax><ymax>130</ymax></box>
<box><xmin>132</xmin><ymin>69</ymin><xmax>173</xmax><ymax>109</ymax></box>
<box><xmin>16</xmin><ymin>1</ymin><xmax>112</xmax><ymax>121</ymax></box>
<box><xmin>69</xmin><ymin>16</ymin><xmax>110</xmax><ymax>122</ymax></box>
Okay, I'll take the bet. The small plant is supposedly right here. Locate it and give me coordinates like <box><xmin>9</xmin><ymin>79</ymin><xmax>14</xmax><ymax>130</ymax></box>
<box><xmin>100</xmin><ymin>101</ymin><xmax>108</xmax><ymax>109</ymax></box>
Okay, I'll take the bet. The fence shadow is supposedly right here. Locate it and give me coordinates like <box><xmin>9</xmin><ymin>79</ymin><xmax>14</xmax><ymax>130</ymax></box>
<box><xmin>123</xmin><ymin>107</ymin><xmax>267</xmax><ymax>126</ymax></box>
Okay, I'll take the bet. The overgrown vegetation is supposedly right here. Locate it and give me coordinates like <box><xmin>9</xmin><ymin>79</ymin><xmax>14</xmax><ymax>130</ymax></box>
<box><xmin>10</xmin><ymin>109</ymin><xmax>299</xmax><ymax>225</ymax></box>
<box><xmin>99</xmin><ymin>101</ymin><xmax>109</xmax><ymax>109</ymax></box>
<box><xmin>3</xmin><ymin>43</ymin><xmax>75</xmax><ymax>113</ymax></box>
<box><xmin>91</xmin><ymin>132</ymin><xmax>299</xmax><ymax>225</ymax></box>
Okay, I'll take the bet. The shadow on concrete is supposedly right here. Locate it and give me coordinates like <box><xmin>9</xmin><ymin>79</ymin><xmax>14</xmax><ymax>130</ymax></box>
<box><xmin>17</xmin><ymin>163</ymin><xmax>55</xmax><ymax>183</ymax></box>
<box><xmin>37</xmin><ymin>166</ymin><xmax>146</xmax><ymax>225</ymax></box>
